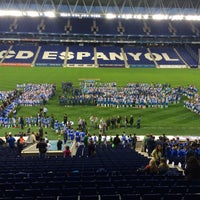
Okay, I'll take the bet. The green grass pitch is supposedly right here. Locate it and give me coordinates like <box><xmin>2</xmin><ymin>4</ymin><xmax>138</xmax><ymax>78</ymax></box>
<box><xmin>0</xmin><ymin>67</ymin><xmax>200</xmax><ymax>139</ymax></box>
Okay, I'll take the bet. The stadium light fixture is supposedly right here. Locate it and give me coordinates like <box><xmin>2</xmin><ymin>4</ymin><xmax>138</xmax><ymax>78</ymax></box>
<box><xmin>121</xmin><ymin>14</ymin><xmax>133</xmax><ymax>19</ymax></box>
<box><xmin>169</xmin><ymin>15</ymin><xmax>184</xmax><ymax>20</ymax></box>
<box><xmin>0</xmin><ymin>10</ymin><xmax>23</xmax><ymax>17</ymax></box>
<box><xmin>152</xmin><ymin>14</ymin><xmax>169</xmax><ymax>20</ymax></box>
<box><xmin>133</xmin><ymin>14</ymin><xmax>142</xmax><ymax>19</ymax></box>
<box><xmin>44</xmin><ymin>11</ymin><xmax>56</xmax><ymax>18</ymax></box>
<box><xmin>26</xmin><ymin>11</ymin><xmax>39</xmax><ymax>17</ymax></box>
<box><xmin>90</xmin><ymin>14</ymin><xmax>101</xmax><ymax>18</ymax></box>
<box><xmin>60</xmin><ymin>13</ymin><xmax>71</xmax><ymax>17</ymax></box>
<box><xmin>143</xmin><ymin>15</ymin><xmax>149</xmax><ymax>19</ymax></box>
<box><xmin>185</xmin><ymin>15</ymin><xmax>200</xmax><ymax>21</ymax></box>
<box><xmin>105</xmin><ymin>13</ymin><xmax>116</xmax><ymax>19</ymax></box>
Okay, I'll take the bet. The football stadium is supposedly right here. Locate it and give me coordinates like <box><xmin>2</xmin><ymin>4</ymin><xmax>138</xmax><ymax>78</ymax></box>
<box><xmin>0</xmin><ymin>0</ymin><xmax>200</xmax><ymax>199</ymax></box>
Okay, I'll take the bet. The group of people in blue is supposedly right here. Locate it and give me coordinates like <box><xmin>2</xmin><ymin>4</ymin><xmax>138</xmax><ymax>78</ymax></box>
<box><xmin>59</xmin><ymin>81</ymin><xmax>199</xmax><ymax>111</ymax></box>
<box><xmin>143</xmin><ymin>134</ymin><xmax>200</xmax><ymax>166</ymax></box>
<box><xmin>17</xmin><ymin>83</ymin><xmax>56</xmax><ymax>106</ymax></box>
<box><xmin>183</xmin><ymin>85</ymin><xmax>200</xmax><ymax>115</ymax></box>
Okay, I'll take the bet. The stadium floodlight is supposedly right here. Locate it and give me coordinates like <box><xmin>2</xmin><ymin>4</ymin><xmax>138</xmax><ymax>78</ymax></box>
<box><xmin>0</xmin><ymin>10</ymin><xmax>23</xmax><ymax>17</ymax></box>
<box><xmin>80</xmin><ymin>13</ymin><xmax>89</xmax><ymax>18</ymax></box>
<box><xmin>26</xmin><ymin>11</ymin><xmax>39</xmax><ymax>17</ymax></box>
<box><xmin>90</xmin><ymin>14</ymin><xmax>101</xmax><ymax>18</ymax></box>
<box><xmin>185</xmin><ymin>15</ymin><xmax>200</xmax><ymax>21</ymax></box>
<box><xmin>120</xmin><ymin>14</ymin><xmax>133</xmax><ymax>19</ymax></box>
<box><xmin>60</xmin><ymin>13</ymin><xmax>71</xmax><ymax>17</ymax></box>
<box><xmin>44</xmin><ymin>11</ymin><xmax>56</xmax><ymax>18</ymax></box>
<box><xmin>143</xmin><ymin>15</ymin><xmax>149</xmax><ymax>19</ymax></box>
<box><xmin>133</xmin><ymin>14</ymin><xmax>142</xmax><ymax>19</ymax></box>
<box><xmin>105</xmin><ymin>13</ymin><xmax>116</xmax><ymax>19</ymax></box>
<box><xmin>170</xmin><ymin>15</ymin><xmax>184</xmax><ymax>20</ymax></box>
<box><xmin>152</xmin><ymin>14</ymin><xmax>169</xmax><ymax>20</ymax></box>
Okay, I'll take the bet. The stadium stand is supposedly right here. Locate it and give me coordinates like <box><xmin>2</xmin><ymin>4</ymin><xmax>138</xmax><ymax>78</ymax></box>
<box><xmin>145</xmin><ymin>20</ymin><xmax>171</xmax><ymax>36</ymax></box>
<box><xmin>70</xmin><ymin>18</ymin><xmax>94</xmax><ymax>34</ymax></box>
<box><xmin>121</xmin><ymin>19</ymin><xmax>146</xmax><ymax>35</ymax></box>
<box><xmin>15</xmin><ymin>17</ymin><xmax>42</xmax><ymax>33</ymax></box>
<box><xmin>96</xmin><ymin>46</ymin><xmax>125</xmax><ymax>68</ymax></box>
<box><xmin>0</xmin><ymin>18</ymin><xmax>15</xmax><ymax>32</ymax></box>
<box><xmin>35</xmin><ymin>44</ymin><xmax>67</xmax><ymax>67</ymax></box>
<box><xmin>0</xmin><ymin>43</ymin><xmax>199</xmax><ymax>68</ymax></box>
<box><xmin>43</xmin><ymin>17</ymin><xmax>69</xmax><ymax>33</ymax></box>
<box><xmin>0</xmin><ymin>143</ymin><xmax>199</xmax><ymax>200</ymax></box>
<box><xmin>95</xmin><ymin>18</ymin><xmax>120</xmax><ymax>35</ymax></box>
<box><xmin>67</xmin><ymin>45</ymin><xmax>95</xmax><ymax>65</ymax></box>
<box><xmin>1</xmin><ymin>44</ymin><xmax>38</xmax><ymax>66</ymax></box>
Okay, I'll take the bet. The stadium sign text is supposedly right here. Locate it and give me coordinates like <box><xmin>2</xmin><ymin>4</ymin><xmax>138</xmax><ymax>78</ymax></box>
<box><xmin>0</xmin><ymin>50</ymin><xmax>179</xmax><ymax>62</ymax></box>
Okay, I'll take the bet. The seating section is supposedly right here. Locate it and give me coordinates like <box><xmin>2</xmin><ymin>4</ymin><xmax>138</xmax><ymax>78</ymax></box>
<box><xmin>2</xmin><ymin>44</ymin><xmax>38</xmax><ymax>65</ymax></box>
<box><xmin>121</xmin><ymin>19</ymin><xmax>146</xmax><ymax>35</ymax></box>
<box><xmin>35</xmin><ymin>44</ymin><xmax>66</xmax><ymax>67</ymax></box>
<box><xmin>96</xmin><ymin>46</ymin><xmax>125</xmax><ymax>67</ymax></box>
<box><xmin>43</xmin><ymin>18</ymin><xmax>68</xmax><ymax>33</ymax></box>
<box><xmin>0</xmin><ymin>18</ymin><xmax>15</xmax><ymax>32</ymax></box>
<box><xmin>95</xmin><ymin>18</ymin><xmax>120</xmax><ymax>35</ymax></box>
<box><xmin>0</xmin><ymin>145</ymin><xmax>199</xmax><ymax>200</ymax></box>
<box><xmin>0</xmin><ymin>17</ymin><xmax>200</xmax><ymax>37</ymax></box>
<box><xmin>15</xmin><ymin>17</ymin><xmax>42</xmax><ymax>33</ymax></box>
<box><xmin>124</xmin><ymin>46</ymin><xmax>156</xmax><ymax>67</ymax></box>
<box><xmin>149</xmin><ymin>47</ymin><xmax>185</xmax><ymax>65</ymax></box>
<box><xmin>69</xmin><ymin>18</ymin><xmax>94</xmax><ymax>34</ymax></box>
<box><xmin>175</xmin><ymin>46</ymin><xmax>198</xmax><ymax>67</ymax></box>
<box><xmin>67</xmin><ymin>45</ymin><xmax>94</xmax><ymax>64</ymax></box>
<box><xmin>146</xmin><ymin>20</ymin><xmax>170</xmax><ymax>35</ymax></box>
<box><xmin>0</xmin><ymin>43</ymin><xmax>198</xmax><ymax>68</ymax></box>
<box><xmin>171</xmin><ymin>21</ymin><xmax>195</xmax><ymax>36</ymax></box>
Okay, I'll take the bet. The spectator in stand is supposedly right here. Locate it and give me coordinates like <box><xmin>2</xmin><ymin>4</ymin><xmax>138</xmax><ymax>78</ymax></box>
<box><xmin>26</xmin><ymin>131</ymin><xmax>37</xmax><ymax>145</ymax></box>
<box><xmin>88</xmin><ymin>139</ymin><xmax>96</xmax><ymax>157</ymax></box>
<box><xmin>158</xmin><ymin>157</ymin><xmax>169</xmax><ymax>174</ymax></box>
<box><xmin>63</xmin><ymin>146</ymin><xmax>71</xmax><ymax>157</ymax></box>
<box><xmin>7</xmin><ymin>133</ymin><xmax>16</xmax><ymax>148</ymax></box>
<box><xmin>36</xmin><ymin>138</ymin><xmax>47</xmax><ymax>158</ymax></box>
<box><xmin>184</xmin><ymin>156</ymin><xmax>200</xmax><ymax>181</ymax></box>
<box><xmin>17</xmin><ymin>135</ymin><xmax>25</xmax><ymax>156</ymax></box>
<box><xmin>146</xmin><ymin>134</ymin><xmax>155</xmax><ymax>157</ymax></box>
<box><xmin>151</xmin><ymin>144</ymin><xmax>163</xmax><ymax>165</ymax></box>
<box><xmin>132</xmin><ymin>133</ymin><xmax>137</xmax><ymax>150</ymax></box>
<box><xmin>46</xmin><ymin>140</ymin><xmax>51</xmax><ymax>151</ymax></box>
<box><xmin>113</xmin><ymin>134</ymin><xmax>121</xmax><ymax>148</ymax></box>
<box><xmin>57</xmin><ymin>138</ymin><xmax>63</xmax><ymax>150</ymax></box>
<box><xmin>38</xmin><ymin>126</ymin><xmax>43</xmax><ymax>140</ymax></box>
<box><xmin>186</xmin><ymin>142</ymin><xmax>198</xmax><ymax>162</ymax></box>
<box><xmin>144</xmin><ymin>158</ymin><xmax>159</xmax><ymax>174</ymax></box>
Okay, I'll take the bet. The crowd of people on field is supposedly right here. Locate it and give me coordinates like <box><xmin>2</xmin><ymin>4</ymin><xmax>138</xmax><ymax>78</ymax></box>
<box><xmin>0</xmin><ymin>83</ymin><xmax>56</xmax><ymax>119</ymax></box>
<box><xmin>17</xmin><ymin>83</ymin><xmax>56</xmax><ymax>106</ymax></box>
<box><xmin>184</xmin><ymin>85</ymin><xmax>200</xmax><ymax>115</ymax></box>
<box><xmin>0</xmin><ymin>90</ymin><xmax>19</xmax><ymax>117</ymax></box>
<box><xmin>60</xmin><ymin>82</ymin><xmax>185</xmax><ymax>108</ymax></box>
<box><xmin>59</xmin><ymin>81</ymin><xmax>200</xmax><ymax>114</ymax></box>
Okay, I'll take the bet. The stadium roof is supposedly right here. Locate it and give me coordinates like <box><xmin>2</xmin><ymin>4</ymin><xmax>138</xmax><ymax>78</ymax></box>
<box><xmin>0</xmin><ymin>0</ymin><xmax>199</xmax><ymax>15</ymax></box>
<box><xmin>1</xmin><ymin>0</ymin><xmax>199</xmax><ymax>8</ymax></box>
